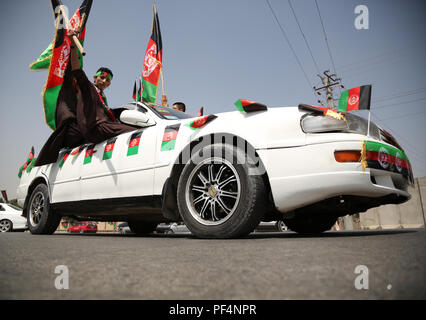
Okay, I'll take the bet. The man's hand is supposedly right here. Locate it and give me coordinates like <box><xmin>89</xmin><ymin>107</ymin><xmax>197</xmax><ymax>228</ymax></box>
<box><xmin>161</xmin><ymin>94</ymin><xmax>168</xmax><ymax>107</ymax></box>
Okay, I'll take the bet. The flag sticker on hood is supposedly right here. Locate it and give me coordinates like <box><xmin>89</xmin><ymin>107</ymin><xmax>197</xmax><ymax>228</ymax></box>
<box><xmin>186</xmin><ymin>115</ymin><xmax>217</xmax><ymax>130</ymax></box>
<box><xmin>83</xmin><ymin>144</ymin><xmax>95</xmax><ymax>165</ymax></box>
<box><xmin>127</xmin><ymin>130</ymin><xmax>143</xmax><ymax>156</ymax></box>
<box><xmin>161</xmin><ymin>124</ymin><xmax>180</xmax><ymax>151</ymax></box>
<box><xmin>234</xmin><ymin>99</ymin><xmax>268</xmax><ymax>113</ymax></box>
<box><xmin>103</xmin><ymin>138</ymin><xmax>118</xmax><ymax>160</ymax></box>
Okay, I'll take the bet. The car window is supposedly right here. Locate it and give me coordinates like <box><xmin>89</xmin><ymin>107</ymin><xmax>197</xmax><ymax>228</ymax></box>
<box><xmin>149</xmin><ymin>105</ymin><xmax>193</xmax><ymax>120</ymax></box>
<box><xmin>0</xmin><ymin>205</ymin><xmax>4</xmax><ymax>211</ymax></box>
<box><xmin>7</xmin><ymin>204</ymin><xmax>22</xmax><ymax>211</ymax></box>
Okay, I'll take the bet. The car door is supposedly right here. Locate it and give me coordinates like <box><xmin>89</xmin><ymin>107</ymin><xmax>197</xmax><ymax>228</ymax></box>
<box><xmin>48</xmin><ymin>146</ymin><xmax>82</xmax><ymax>203</ymax></box>
<box><xmin>80</xmin><ymin>108</ymin><xmax>159</xmax><ymax>201</ymax></box>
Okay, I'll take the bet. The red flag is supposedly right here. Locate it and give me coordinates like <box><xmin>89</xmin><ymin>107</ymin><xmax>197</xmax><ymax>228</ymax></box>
<box><xmin>198</xmin><ymin>107</ymin><xmax>204</xmax><ymax>117</ymax></box>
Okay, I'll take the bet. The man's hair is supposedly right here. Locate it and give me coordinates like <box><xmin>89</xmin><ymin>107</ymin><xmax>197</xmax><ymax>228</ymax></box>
<box><xmin>173</xmin><ymin>102</ymin><xmax>186</xmax><ymax>112</ymax></box>
<box><xmin>96</xmin><ymin>67</ymin><xmax>113</xmax><ymax>79</ymax></box>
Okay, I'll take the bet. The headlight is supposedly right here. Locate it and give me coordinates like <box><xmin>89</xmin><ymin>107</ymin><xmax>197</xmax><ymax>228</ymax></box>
<box><xmin>301</xmin><ymin>115</ymin><xmax>348</xmax><ymax>133</ymax></box>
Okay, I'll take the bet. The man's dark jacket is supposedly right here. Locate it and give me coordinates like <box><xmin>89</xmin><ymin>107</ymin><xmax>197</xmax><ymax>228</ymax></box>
<box><xmin>36</xmin><ymin>69</ymin><xmax>136</xmax><ymax>166</ymax></box>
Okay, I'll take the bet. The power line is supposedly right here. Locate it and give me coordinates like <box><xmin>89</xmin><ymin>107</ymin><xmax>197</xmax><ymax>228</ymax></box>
<box><xmin>336</xmin><ymin>41</ymin><xmax>426</xmax><ymax>72</ymax></box>
<box><xmin>378</xmin><ymin>110</ymin><xmax>426</xmax><ymax>121</ymax></box>
<box><xmin>265</xmin><ymin>0</ymin><xmax>317</xmax><ymax>101</ymax></box>
<box><xmin>373</xmin><ymin>88</ymin><xmax>426</xmax><ymax>103</ymax></box>
<box><xmin>314</xmin><ymin>0</ymin><xmax>337</xmax><ymax>75</ymax></box>
<box><xmin>287</xmin><ymin>0</ymin><xmax>321</xmax><ymax>74</ymax></box>
<box><xmin>374</xmin><ymin>97</ymin><xmax>426</xmax><ymax>109</ymax></box>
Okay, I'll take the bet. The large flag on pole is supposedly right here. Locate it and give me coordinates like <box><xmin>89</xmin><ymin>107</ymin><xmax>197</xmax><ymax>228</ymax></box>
<box><xmin>30</xmin><ymin>0</ymin><xmax>92</xmax><ymax>71</ymax></box>
<box><xmin>338</xmin><ymin>85</ymin><xmax>372</xmax><ymax>112</ymax></box>
<box><xmin>142</xmin><ymin>4</ymin><xmax>163</xmax><ymax>104</ymax></box>
<box><xmin>41</xmin><ymin>0</ymin><xmax>92</xmax><ymax>130</ymax></box>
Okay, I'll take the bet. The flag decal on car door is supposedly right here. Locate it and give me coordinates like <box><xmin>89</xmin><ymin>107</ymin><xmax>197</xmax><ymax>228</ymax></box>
<box><xmin>127</xmin><ymin>130</ymin><xmax>144</xmax><ymax>156</ymax></box>
<box><xmin>103</xmin><ymin>138</ymin><xmax>118</xmax><ymax>160</ymax></box>
<box><xmin>161</xmin><ymin>124</ymin><xmax>180</xmax><ymax>151</ymax></box>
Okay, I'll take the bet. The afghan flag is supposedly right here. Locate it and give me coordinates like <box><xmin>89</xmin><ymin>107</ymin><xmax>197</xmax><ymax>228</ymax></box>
<box><xmin>127</xmin><ymin>131</ymin><xmax>143</xmax><ymax>156</ymax></box>
<box><xmin>58</xmin><ymin>150</ymin><xmax>70</xmax><ymax>169</ymax></box>
<box><xmin>142</xmin><ymin>5</ymin><xmax>163</xmax><ymax>104</ymax></box>
<box><xmin>22</xmin><ymin>147</ymin><xmax>35</xmax><ymax>171</ymax></box>
<box><xmin>234</xmin><ymin>99</ymin><xmax>268</xmax><ymax>113</ymax></box>
<box><xmin>103</xmin><ymin>138</ymin><xmax>117</xmax><ymax>160</ymax></box>
<box><xmin>42</xmin><ymin>9</ymin><xmax>71</xmax><ymax>130</ymax></box>
<box><xmin>198</xmin><ymin>107</ymin><xmax>204</xmax><ymax>117</ymax></box>
<box><xmin>186</xmin><ymin>115</ymin><xmax>217</xmax><ymax>130</ymax></box>
<box><xmin>132</xmin><ymin>81</ymin><xmax>137</xmax><ymax>101</ymax></box>
<box><xmin>338</xmin><ymin>85</ymin><xmax>372</xmax><ymax>112</ymax></box>
<box><xmin>1</xmin><ymin>190</ymin><xmax>8</xmax><ymax>203</ymax></box>
<box><xmin>361</xmin><ymin>141</ymin><xmax>413</xmax><ymax>181</ymax></box>
<box><xmin>30</xmin><ymin>0</ymin><xmax>93</xmax><ymax>71</ymax></box>
<box><xmin>26</xmin><ymin>158</ymin><xmax>37</xmax><ymax>173</ymax></box>
<box><xmin>161</xmin><ymin>124</ymin><xmax>180</xmax><ymax>151</ymax></box>
<box><xmin>83</xmin><ymin>144</ymin><xmax>95</xmax><ymax>164</ymax></box>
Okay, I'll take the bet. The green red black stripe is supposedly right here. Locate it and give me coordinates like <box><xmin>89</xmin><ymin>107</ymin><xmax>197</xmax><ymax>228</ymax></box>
<box><xmin>103</xmin><ymin>138</ymin><xmax>117</xmax><ymax>160</ymax></box>
<box><xmin>338</xmin><ymin>85</ymin><xmax>371</xmax><ymax>112</ymax></box>
<box><xmin>127</xmin><ymin>131</ymin><xmax>143</xmax><ymax>156</ymax></box>
<box><xmin>161</xmin><ymin>124</ymin><xmax>180</xmax><ymax>151</ymax></box>
<box><xmin>186</xmin><ymin>115</ymin><xmax>217</xmax><ymax>130</ymax></box>
<box><xmin>234</xmin><ymin>99</ymin><xmax>267</xmax><ymax>113</ymax></box>
<box><xmin>363</xmin><ymin>141</ymin><xmax>413</xmax><ymax>181</ymax></box>
<box><xmin>83</xmin><ymin>144</ymin><xmax>95</xmax><ymax>164</ymax></box>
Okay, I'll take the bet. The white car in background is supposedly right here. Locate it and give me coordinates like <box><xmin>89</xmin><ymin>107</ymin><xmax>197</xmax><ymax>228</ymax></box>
<box><xmin>0</xmin><ymin>203</ymin><xmax>27</xmax><ymax>232</ymax></box>
<box><xmin>16</xmin><ymin>102</ymin><xmax>413</xmax><ymax>238</ymax></box>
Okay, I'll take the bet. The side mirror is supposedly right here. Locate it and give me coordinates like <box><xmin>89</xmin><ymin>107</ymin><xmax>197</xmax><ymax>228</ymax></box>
<box><xmin>120</xmin><ymin>110</ymin><xmax>156</xmax><ymax>127</ymax></box>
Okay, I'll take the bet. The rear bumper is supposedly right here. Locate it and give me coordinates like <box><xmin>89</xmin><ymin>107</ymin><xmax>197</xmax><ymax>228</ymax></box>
<box><xmin>257</xmin><ymin>141</ymin><xmax>411</xmax><ymax>213</ymax></box>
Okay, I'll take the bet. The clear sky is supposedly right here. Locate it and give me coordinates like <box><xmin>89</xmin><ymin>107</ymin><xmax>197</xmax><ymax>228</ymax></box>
<box><xmin>1</xmin><ymin>0</ymin><xmax>425</xmax><ymax>199</ymax></box>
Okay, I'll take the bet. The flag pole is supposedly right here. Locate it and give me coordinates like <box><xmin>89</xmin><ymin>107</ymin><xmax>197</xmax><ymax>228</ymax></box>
<box><xmin>59</xmin><ymin>5</ymin><xmax>86</xmax><ymax>56</ymax></box>
<box><xmin>367</xmin><ymin>111</ymin><xmax>371</xmax><ymax>138</ymax></box>
<box><xmin>367</xmin><ymin>83</ymin><xmax>372</xmax><ymax>138</ymax></box>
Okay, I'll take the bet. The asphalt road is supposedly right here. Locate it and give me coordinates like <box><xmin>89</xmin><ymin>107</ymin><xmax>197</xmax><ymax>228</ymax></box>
<box><xmin>0</xmin><ymin>229</ymin><xmax>425</xmax><ymax>300</ymax></box>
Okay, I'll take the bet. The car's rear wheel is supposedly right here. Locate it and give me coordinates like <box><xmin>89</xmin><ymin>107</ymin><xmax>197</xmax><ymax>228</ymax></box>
<box><xmin>0</xmin><ymin>220</ymin><xmax>13</xmax><ymax>232</ymax></box>
<box><xmin>128</xmin><ymin>221</ymin><xmax>158</xmax><ymax>235</ymax></box>
<box><xmin>284</xmin><ymin>214</ymin><xmax>337</xmax><ymax>234</ymax></box>
<box><xmin>177</xmin><ymin>143</ymin><xmax>266</xmax><ymax>239</ymax></box>
<box><xmin>27</xmin><ymin>184</ymin><xmax>61</xmax><ymax>235</ymax></box>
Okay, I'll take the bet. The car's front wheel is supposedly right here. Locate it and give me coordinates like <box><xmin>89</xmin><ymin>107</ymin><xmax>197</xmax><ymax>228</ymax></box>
<box><xmin>0</xmin><ymin>220</ymin><xmax>13</xmax><ymax>232</ymax></box>
<box><xmin>177</xmin><ymin>143</ymin><xmax>266</xmax><ymax>239</ymax></box>
<box><xmin>27</xmin><ymin>184</ymin><xmax>61</xmax><ymax>235</ymax></box>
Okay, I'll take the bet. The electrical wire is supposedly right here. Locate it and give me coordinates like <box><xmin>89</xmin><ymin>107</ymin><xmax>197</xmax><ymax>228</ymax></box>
<box><xmin>373</xmin><ymin>88</ymin><xmax>426</xmax><ymax>103</ymax></box>
<box><xmin>288</xmin><ymin>0</ymin><xmax>321</xmax><ymax>74</ymax></box>
<box><xmin>265</xmin><ymin>0</ymin><xmax>318</xmax><ymax>102</ymax></box>
<box><xmin>314</xmin><ymin>0</ymin><xmax>337</xmax><ymax>75</ymax></box>
<box><xmin>373</xmin><ymin>97</ymin><xmax>426</xmax><ymax>109</ymax></box>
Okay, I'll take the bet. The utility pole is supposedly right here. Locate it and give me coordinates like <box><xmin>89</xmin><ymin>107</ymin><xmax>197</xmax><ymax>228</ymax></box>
<box><xmin>314</xmin><ymin>70</ymin><xmax>344</xmax><ymax>109</ymax></box>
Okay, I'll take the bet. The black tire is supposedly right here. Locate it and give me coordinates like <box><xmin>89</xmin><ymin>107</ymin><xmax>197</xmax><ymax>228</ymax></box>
<box><xmin>27</xmin><ymin>184</ymin><xmax>61</xmax><ymax>235</ymax></box>
<box><xmin>284</xmin><ymin>214</ymin><xmax>337</xmax><ymax>234</ymax></box>
<box><xmin>177</xmin><ymin>143</ymin><xmax>266</xmax><ymax>239</ymax></box>
<box><xmin>128</xmin><ymin>221</ymin><xmax>158</xmax><ymax>235</ymax></box>
<box><xmin>0</xmin><ymin>220</ymin><xmax>13</xmax><ymax>232</ymax></box>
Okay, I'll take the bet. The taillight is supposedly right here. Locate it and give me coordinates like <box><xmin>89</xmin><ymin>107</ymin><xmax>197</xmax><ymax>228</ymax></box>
<box><xmin>334</xmin><ymin>150</ymin><xmax>361</xmax><ymax>163</ymax></box>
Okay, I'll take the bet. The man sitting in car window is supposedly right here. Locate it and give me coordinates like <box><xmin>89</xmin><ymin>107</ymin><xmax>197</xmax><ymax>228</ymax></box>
<box><xmin>36</xmin><ymin>29</ymin><xmax>136</xmax><ymax>166</ymax></box>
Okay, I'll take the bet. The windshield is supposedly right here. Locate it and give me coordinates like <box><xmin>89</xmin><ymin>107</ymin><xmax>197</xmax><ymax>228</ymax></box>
<box><xmin>148</xmin><ymin>104</ymin><xmax>193</xmax><ymax>120</ymax></box>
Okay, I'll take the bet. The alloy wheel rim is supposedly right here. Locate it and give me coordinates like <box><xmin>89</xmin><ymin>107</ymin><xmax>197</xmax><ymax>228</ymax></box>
<box><xmin>29</xmin><ymin>191</ymin><xmax>45</xmax><ymax>227</ymax></box>
<box><xmin>0</xmin><ymin>220</ymin><xmax>11</xmax><ymax>232</ymax></box>
<box><xmin>185</xmin><ymin>157</ymin><xmax>241</xmax><ymax>226</ymax></box>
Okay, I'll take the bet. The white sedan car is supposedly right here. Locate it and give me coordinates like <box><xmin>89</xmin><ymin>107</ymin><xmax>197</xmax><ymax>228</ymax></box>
<box><xmin>16</xmin><ymin>102</ymin><xmax>413</xmax><ymax>238</ymax></box>
<box><xmin>0</xmin><ymin>203</ymin><xmax>27</xmax><ymax>232</ymax></box>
